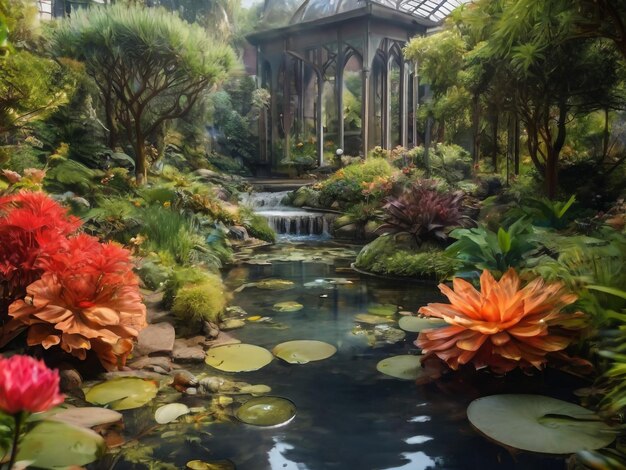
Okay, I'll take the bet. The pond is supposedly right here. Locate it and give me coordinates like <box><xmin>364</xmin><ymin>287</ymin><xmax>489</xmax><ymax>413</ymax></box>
<box><xmin>106</xmin><ymin>241</ymin><xmax>579</xmax><ymax>470</ymax></box>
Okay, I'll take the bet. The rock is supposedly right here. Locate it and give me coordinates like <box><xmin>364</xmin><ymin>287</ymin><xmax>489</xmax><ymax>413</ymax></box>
<box><xmin>202</xmin><ymin>321</ymin><xmax>220</xmax><ymax>338</ymax></box>
<box><xmin>59</xmin><ymin>369</ymin><xmax>82</xmax><ymax>392</ymax></box>
<box><xmin>129</xmin><ymin>355</ymin><xmax>174</xmax><ymax>372</ymax></box>
<box><xmin>219</xmin><ymin>319</ymin><xmax>246</xmax><ymax>330</ymax></box>
<box><xmin>225</xmin><ymin>306</ymin><xmax>248</xmax><ymax>318</ymax></box>
<box><xmin>205</xmin><ymin>331</ymin><xmax>241</xmax><ymax>348</ymax></box>
<box><xmin>135</xmin><ymin>322</ymin><xmax>175</xmax><ymax>356</ymax></box>
<box><xmin>172</xmin><ymin>370</ymin><xmax>198</xmax><ymax>391</ymax></box>
<box><xmin>229</xmin><ymin>225</ymin><xmax>249</xmax><ymax>240</ymax></box>
<box><xmin>173</xmin><ymin>345</ymin><xmax>206</xmax><ymax>362</ymax></box>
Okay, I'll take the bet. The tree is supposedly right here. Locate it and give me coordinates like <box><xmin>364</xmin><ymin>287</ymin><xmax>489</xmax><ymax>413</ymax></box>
<box><xmin>0</xmin><ymin>0</ymin><xmax>75</xmax><ymax>138</ymax></box>
<box><xmin>55</xmin><ymin>4</ymin><xmax>236</xmax><ymax>184</ymax></box>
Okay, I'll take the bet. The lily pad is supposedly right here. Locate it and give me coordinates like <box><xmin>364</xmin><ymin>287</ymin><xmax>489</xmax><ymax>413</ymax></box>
<box><xmin>354</xmin><ymin>313</ymin><xmax>395</xmax><ymax>325</ymax></box>
<box><xmin>376</xmin><ymin>355</ymin><xmax>424</xmax><ymax>380</ymax></box>
<box><xmin>186</xmin><ymin>460</ymin><xmax>235</xmax><ymax>470</ymax></box>
<box><xmin>273</xmin><ymin>301</ymin><xmax>304</xmax><ymax>312</ymax></box>
<box><xmin>155</xmin><ymin>403</ymin><xmax>190</xmax><ymax>424</ymax></box>
<box><xmin>205</xmin><ymin>344</ymin><xmax>273</xmax><ymax>372</ymax></box>
<box><xmin>236</xmin><ymin>396</ymin><xmax>296</xmax><ymax>427</ymax></box>
<box><xmin>84</xmin><ymin>377</ymin><xmax>158</xmax><ymax>411</ymax></box>
<box><xmin>367</xmin><ymin>304</ymin><xmax>398</xmax><ymax>316</ymax></box>
<box><xmin>239</xmin><ymin>384</ymin><xmax>272</xmax><ymax>395</ymax></box>
<box><xmin>46</xmin><ymin>407</ymin><xmax>122</xmax><ymax>428</ymax></box>
<box><xmin>272</xmin><ymin>340</ymin><xmax>337</xmax><ymax>364</ymax></box>
<box><xmin>255</xmin><ymin>279</ymin><xmax>294</xmax><ymax>290</ymax></box>
<box><xmin>467</xmin><ymin>394</ymin><xmax>616</xmax><ymax>454</ymax></box>
<box><xmin>17</xmin><ymin>420</ymin><xmax>105</xmax><ymax>468</ymax></box>
<box><xmin>398</xmin><ymin>316</ymin><xmax>447</xmax><ymax>333</ymax></box>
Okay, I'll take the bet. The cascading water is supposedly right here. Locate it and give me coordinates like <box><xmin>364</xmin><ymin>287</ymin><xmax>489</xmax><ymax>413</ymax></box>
<box><xmin>242</xmin><ymin>190</ymin><xmax>332</xmax><ymax>238</ymax></box>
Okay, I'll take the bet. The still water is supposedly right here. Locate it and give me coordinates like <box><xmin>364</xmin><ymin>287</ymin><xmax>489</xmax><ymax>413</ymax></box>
<box><xmin>109</xmin><ymin>241</ymin><xmax>575</xmax><ymax>470</ymax></box>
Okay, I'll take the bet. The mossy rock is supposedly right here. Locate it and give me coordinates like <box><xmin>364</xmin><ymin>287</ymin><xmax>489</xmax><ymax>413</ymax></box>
<box><xmin>169</xmin><ymin>269</ymin><xmax>229</xmax><ymax>327</ymax></box>
<box><xmin>354</xmin><ymin>234</ymin><xmax>457</xmax><ymax>280</ymax></box>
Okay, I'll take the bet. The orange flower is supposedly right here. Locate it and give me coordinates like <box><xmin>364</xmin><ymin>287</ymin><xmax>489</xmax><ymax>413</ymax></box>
<box><xmin>8</xmin><ymin>234</ymin><xmax>147</xmax><ymax>371</ymax></box>
<box><xmin>416</xmin><ymin>269</ymin><xmax>585</xmax><ymax>374</ymax></box>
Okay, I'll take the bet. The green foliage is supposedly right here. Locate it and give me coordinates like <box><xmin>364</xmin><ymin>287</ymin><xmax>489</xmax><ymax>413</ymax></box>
<box><xmin>239</xmin><ymin>207</ymin><xmax>276</xmax><ymax>242</ymax></box>
<box><xmin>409</xmin><ymin>144</ymin><xmax>473</xmax><ymax>184</ymax></box>
<box><xmin>355</xmin><ymin>234</ymin><xmax>458</xmax><ymax>280</ymax></box>
<box><xmin>162</xmin><ymin>266</ymin><xmax>212</xmax><ymax>309</ymax></box>
<box><xmin>377</xmin><ymin>180</ymin><xmax>470</xmax><ymax>246</ymax></box>
<box><xmin>139</xmin><ymin>185</ymin><xmax>177</xmax><ymax>205</ymax></box>
<box><xmin>446</xmin><ymin>218</ymin><xmax>537</xmax><ymax>279</ymax></box>
<box><xmin>85</xmin><ymin>197</ymin><xmax>140</xmax><ymax>243</ymax></box>
<box><xmin>319</xmin><ymin>158</ymin><xmax>396</xmax><ymax>208</ymax></box>
<box><xmin>289</xmin><ymin>186</ymin><xmax>320</xmax><ymax>208</ymax></box>
<box><xmin>54</xmin><ymin>4</ymin><xmax>236</xmax><ymax>183</ymax></box>
<box><xmin>505</xmin><ymin>194</ymin><xmax>577</xmax><ymax>229</ymax></box>
<box><xmin>172</xmin><ymin>278</ymin><xmax>227</xmax><ymax>325</ymax></box>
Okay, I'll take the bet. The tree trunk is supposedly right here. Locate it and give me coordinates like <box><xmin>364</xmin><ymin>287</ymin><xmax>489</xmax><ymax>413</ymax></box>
<box><xmin>471</xmin><ymin>94</ymin><xmax>480</xmax><ymax>170</ymax></box>
<box><xmin>492</xmin><ymin>114</ymin><xmax>498</xmax><ymax>172</ymax></box>
<box><xmin>134</xmin><ymin>124</ymin><xmax>147</xmax><ymax>185</ymax></box>
<box><xmin>603</xmin><ymin>107</ymin><xmax>610</xmax><ymax>159</ymax></box>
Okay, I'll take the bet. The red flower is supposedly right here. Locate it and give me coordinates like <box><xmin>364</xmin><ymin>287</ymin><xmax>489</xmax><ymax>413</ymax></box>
<box><xmin>0</xmin><ymin>355</ymin><xmax>64</xmax><ymax>415</ymax></box>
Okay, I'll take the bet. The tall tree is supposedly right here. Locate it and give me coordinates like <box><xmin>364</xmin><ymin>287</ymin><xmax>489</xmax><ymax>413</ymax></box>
<box><xmin>55</xmin><ymin>4</ymin><xmax>236</xmax><ymax>184</ymax></box>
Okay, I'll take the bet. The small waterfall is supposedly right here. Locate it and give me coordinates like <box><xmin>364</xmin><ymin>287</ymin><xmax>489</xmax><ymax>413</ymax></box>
<box><xmin>242</xmin><ymin>190</ymin><xmax>332</xmax><ymax>238</ymax></box>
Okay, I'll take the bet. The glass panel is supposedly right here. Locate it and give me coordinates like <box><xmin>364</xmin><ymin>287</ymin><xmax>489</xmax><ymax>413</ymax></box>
<box><xmin>389</xmin><ymin>57</ymin><xmax>402</xmax><ymax>148</ymax></box>
<box><xmin>342</xmin><ymin>53</ymin><xmax>362</xmax><ymax>157</ymax></box>
<box><xmin>371</xmin><ymin>54</ymin><xmax>385</xmax><ymax>148</ymax></box>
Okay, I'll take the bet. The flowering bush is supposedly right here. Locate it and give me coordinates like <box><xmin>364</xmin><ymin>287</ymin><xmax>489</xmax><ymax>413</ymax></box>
<box><xmin>0</xmin><ymin>192</ymin><xmax>146</xmax><ymax>371</ymax></box>
<box><xmin>0</xmin><ymin>192</ymin><xmax>80</xmax><ymax>320</ymax></box>
<box><xmin>416</xmin><ymin>269</ymin><xmax>586</xmax><ymax>374</ymax></box>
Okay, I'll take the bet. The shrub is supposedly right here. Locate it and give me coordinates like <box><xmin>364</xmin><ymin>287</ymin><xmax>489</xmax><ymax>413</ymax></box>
<box><xmin>354</xmin><ymin>234</ymin><xmax>458</xmax><ymax>280</ymax></box>
<box><xmin>377</xmin><ymin>180</ymin><xmax>471</xmax><ymax>247</ymax></box>
<box><xmin>239</xmin><ymin>207</ymin><xmax>276</xmax><ymax>242</ymax></box>
<box><xmin>172</xmin><ymin>277</ymin><xmax>227</xmax><ymax>326</ymax></box>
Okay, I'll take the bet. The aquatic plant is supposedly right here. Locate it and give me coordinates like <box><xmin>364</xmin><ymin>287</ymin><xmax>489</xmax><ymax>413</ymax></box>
<box><xmin>377</xmin><ymin>180</ymin><xmax>471</xmax><ymax>247</ymax></box>
<box><xmin>416</xmin><ymin>268</ymin><xmax>586</xmax><ymax>374</ymax></box>
<box><xmin>0</xmin><ymin>191</ymin><xmax>80</xmax><ymax>321</ymax></box>
<box><xmin>8</xmin><ymin>234</ymin><xmax>147</xmax><ymax>371</ymax></box>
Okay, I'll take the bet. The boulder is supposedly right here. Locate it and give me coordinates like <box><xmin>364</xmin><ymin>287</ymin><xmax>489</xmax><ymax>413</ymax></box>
<box><xmin>135</xmin><ymin>322</ymin><xmax>175</xmax><ymax>356</ymax></box>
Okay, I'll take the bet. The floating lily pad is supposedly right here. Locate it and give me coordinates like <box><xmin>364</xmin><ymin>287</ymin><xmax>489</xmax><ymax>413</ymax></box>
<box><xmin>354</xmin><ymin>313</ymin><xmax>395</xmax><ymax>325</ymax></box>
<box><xmin>255</xmin><ymin>279</ymin><xmax>294</xmax><ymax>290</ymax></box>
<box><xmin>235</xmin><ymin>396</ymin><xmax>296</xmax><ymax>427</ymax></box>
<box><xmin>273</xmin><ymin>301</ymin><xmax>304</xmax><ymax>312</ymax></box>
<box><xmin>248</xmin><ymin>315</ymin><xmax>262</xmax><ymax>321</ymax></box>
<box><xmin>46</xmin><ymin>407</ymin><xmax>122</xmax><ymax>428</ymax></box>
<box><xmin>398</xmin><ymin>316</ymin><xmax>447</xmax><ymax>333</ymax></box>
<box><xmin>376</xmin><ymin>355</ymin><xmax>424</xmax><ymax>380</ymax></box>
<box><xmin>467</xmin><ymin>394</ymin><xmax>616</xmax><ymax>454</ymax></box>
<box><xmin>17</xmin><ymin>420</ymin><xmax>105</xmax><ymax>468</ymax></box>
<box><xmin>272</xmin><ymin>340</ymin><xmax>337</xmax><ymax>364</ymax></box>
<box><xmin>367</xmin><ymin>304</ymin><xmax>398</xmax><ymax>316</ymax></box>
<box><xmin>155</xmin><ymin>403</ymin><xmax>190</xmax><ymax>424</ymax></box>
<box><xmin>205</xmin><ymin>344</ymin><xmax>273</xmax><ymax>372</ymax></box>
<box><xmin>239</xmin><ymin>384</ymin><xmax>272</xmax><ymax>395</ymax></box>
<box><xmin>186</xmin><ymin>460</ymin><xmax>235</xmax><ymax>470</ymax></box>
<box><xmin>84</xmin><ymin>377</ymin><xmax>158</xmax><ymax>411</ymax></box>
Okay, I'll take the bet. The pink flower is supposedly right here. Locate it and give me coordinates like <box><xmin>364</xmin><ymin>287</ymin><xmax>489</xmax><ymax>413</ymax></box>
<box><xmin>1</xmin><ymin>170</ymin><xmax>21</xmax><ymax>184</ymax></box>
<box><xmin>0</xmin><ymin>355</ymin><xmax>64</xmax><ymax>415</ymax></box>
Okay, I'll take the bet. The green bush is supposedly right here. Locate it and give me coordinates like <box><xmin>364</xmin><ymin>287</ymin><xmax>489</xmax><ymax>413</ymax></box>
<box><xmin>163</xmin><ymin>266</ymin><xmax>212</xmax><ymax>309</ymax></box>
<box><xmin>319</xmin><ymin>158</ymin><xmax>396</xmax><ymax>208</ymax></box>
<box><xmin>354</xmin><ymin>234</ymin><xmax>458</xmax><ymax>280</ymax></box>
<box><xmin>239</xmin><ymin>207</ymin><xmax>276</xmax><ymax>242</ymax></box>
<box><xmin>408</xmin><ymin>144</ymin><xmax>473</xmax><ymax>184</ymax></box>
<box><xmin>171</xmin><ymin>277</ymin><xmax>228</xmax><ymax>325</ymax></box>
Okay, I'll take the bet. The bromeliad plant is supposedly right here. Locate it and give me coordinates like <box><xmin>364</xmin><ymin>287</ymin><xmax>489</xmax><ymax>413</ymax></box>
<box><xmin>0</xmin><ymin>191</ymin><xmax>146</xmax><ymax>371</ymax></box>
<box><xmin>377</xmin><ymin>180</ymin><xmax>471</xmax><ymax>247</ymax></box>
<box><xmin>416</xmin><ymin>268</ymin><xmax>587</xmax><ymax>374</ymax></box>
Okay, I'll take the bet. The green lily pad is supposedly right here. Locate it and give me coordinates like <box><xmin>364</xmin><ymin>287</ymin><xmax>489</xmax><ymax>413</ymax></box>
<box><xmin>186</xmin><ymin>460</ymin><xmax>236</xmax><ymax>470</ymax></box>
<box><xmin>367</xmin><ymin>304</ymin><xmax>398</xmax><ymax>316</ymax></box>
<box><xmin>273</xmin><ymin>301</ymin><xmax>304</xmax><ymax>312</ymax></box>
<box><xmin>155</xmin><ymin>403</ymin><xmax>190</xmax><ymax>424</ymax></box>
<box><xmin>398</xmin><ymin>316</ymin><xmax>447</xmax><ymax>333</ymax></box>
<box><xmin>17</xmin><ymin>420</ymin><xmax>105</xmax><ymax>468</ymax></box>
<box><xmin>467</xmin><ymin>394</ymin><xmax>616</xmax><ymax>454</ymax></box>
<box><xmin>354</xmin><ymin>313</ymin><xmax>395</xmax><ymax>325</ymax></box>
<box><xmin>255</xmin><ymin>279</ymin><xmax>294</xmax><ymax>290</ymax></box>
<box><xmin>239</xmin><ymin>384</ymin><xmax>272</xmax><ymax>396</ymax></box>
<box><xmin>376</xmin><ymin>355</ymin><xmax>424</xmax><ymax>380</ymax></box>
<box><xmin>272</xmin><ymin>340</ymin><xmax>337</xmax><ymax>364</ymax></box>
<box><xmin>84</xmin><ymin>377</ymin><xmax>158</xmax><ymax>411</ymax></box>
<box><xmin>205</xmin><ymin>344</ymin><xmax>273</xmax><ymax>372</ymax></box>
<box><xmin>45</xmin><ymin>407</ymin><xmax>122</xmax><ymax>428</ymax></box>
<box><xmin>235</xmin><ymin>396</ymin><xmax>296</xmax><ymax>427</ymax></box>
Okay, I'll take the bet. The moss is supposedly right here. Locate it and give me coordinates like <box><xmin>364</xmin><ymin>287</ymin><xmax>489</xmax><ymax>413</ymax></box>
<box><xmin>171</xmin><ymin>277</ymin><xmax>228</xmax><ymax>325</ymax></box>
<box><xmin>291</xmin><ymin>186</ymin><xmax>320</xmax><ymax>208</ymax></box>
<box><xmin>163</xmin><ymin>266</ymin><xmax>213</xmax><ymax>309</ymax></box>
<box><xmin>239</xmin><ymin>207</ymin><xmax>276</xmax><ymax>242</ymax></box>
<box><xmin>354</xmin><ymin>234</ymin><xmax>458</xmax><ymax>280</ymax></box>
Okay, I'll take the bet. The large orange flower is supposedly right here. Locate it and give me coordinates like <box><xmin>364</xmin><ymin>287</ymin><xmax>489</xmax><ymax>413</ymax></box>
<box><xmin>416</xmin><ymin>269</ymin><xmax>585</xmax><ymax>374</ymax></box>
<box><xmin>8</xmin><ymin>234</ymin><xmax>147</xmax><ymax>371</ymax></box>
